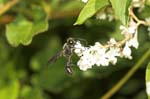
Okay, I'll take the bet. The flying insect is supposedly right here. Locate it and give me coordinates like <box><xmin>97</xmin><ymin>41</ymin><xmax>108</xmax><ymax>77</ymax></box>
<box><xmin>48</xmin><ymin>37</ymin><xmax>77</xmax><ymax>75</ymax></box>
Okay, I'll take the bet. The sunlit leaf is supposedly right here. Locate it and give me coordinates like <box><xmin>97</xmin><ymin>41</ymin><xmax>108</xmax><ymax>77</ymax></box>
<box><xmin>74</xmin><ymin>0</ymin><xmax>109</xmax><ymax>25</ymax></box>
<box><xmin>6</xmin><ymin>6</ymin><xmax>48</xmax><ymax>47</ymax></box>
<box><xmin>110</xmin><ymin>0</ymin><xmax>131</xmax><ymax>25</ymax></box>
<box><xmin>146</xmin><ymin>62</ymin><xmax>150</xmax><ymax>99</ymax></box>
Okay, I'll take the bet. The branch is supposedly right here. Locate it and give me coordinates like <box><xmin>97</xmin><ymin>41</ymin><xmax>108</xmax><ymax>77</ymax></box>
<box><xmin>0</xmin><ymin>9</ymin><xmax>80</xmax><ymax>24</ymax></box>
<box><xmin>129</xmin><ymin>7</ymin><xmax>150</xmax><ymax>26</ymax></box>
<box><xmin>0</xmin><ymin>0</ymin><xmax>20</xmax><ymax>16</ymax></box>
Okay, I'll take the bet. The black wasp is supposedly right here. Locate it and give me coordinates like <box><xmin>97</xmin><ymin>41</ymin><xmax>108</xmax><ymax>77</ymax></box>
<box><xmin>48</xmin><ymin>37</ymin><xmax>77</xmax><ymax>75</ymax></box>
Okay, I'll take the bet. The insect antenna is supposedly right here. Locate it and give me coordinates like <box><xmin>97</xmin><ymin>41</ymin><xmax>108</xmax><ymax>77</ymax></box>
<box><xmin>74</xmin><ymin>38</ymin><xmax>88</xmax><ymax>46</ymax></box>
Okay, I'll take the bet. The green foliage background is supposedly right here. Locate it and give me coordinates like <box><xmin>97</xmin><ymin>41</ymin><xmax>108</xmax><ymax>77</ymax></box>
<box><xmin>0</xmin><ymin>0</ymin><xmax>150</xmax><ymax>99</ymax></box>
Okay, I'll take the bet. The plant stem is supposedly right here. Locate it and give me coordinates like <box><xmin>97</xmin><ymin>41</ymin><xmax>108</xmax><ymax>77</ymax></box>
<box><xmin>100</xmin><ymin>49</ymin><xmax>150</xmax><ymax>99</ymax></box>
<box><xmin>129</xmin><ymin>7</ymin><xmax>150</xmax><ymax>26</ymax></box>
<box><xmin>0</xmin><ymin>0</ymin><xmax>20</xmax><ymax>16</ymax></box>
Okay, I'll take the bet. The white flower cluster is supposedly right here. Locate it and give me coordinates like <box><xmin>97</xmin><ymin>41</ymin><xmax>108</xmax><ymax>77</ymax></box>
<box><xmin>120</xmin><ymin>19</ymin><xmax>139</xmax><ymax>59</ymax></box>
<box><xmin>74</xmin><ymin>18</ymin><xmax>139</xmax><ymax>71</ymax></box>
<box><xmin>74</xmin><ymin>40</ymin><xmax>120</xmax><ymax>71</ymax></box>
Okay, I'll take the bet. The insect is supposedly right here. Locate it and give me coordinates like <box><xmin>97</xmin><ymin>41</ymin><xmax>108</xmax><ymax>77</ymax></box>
<box><xmin>48</xmin><ymin>37</ymin><xmax>77</xmax><ymax>75</ymax></box>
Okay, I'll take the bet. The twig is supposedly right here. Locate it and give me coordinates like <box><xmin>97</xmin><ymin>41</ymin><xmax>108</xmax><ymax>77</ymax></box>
<box><xmin>129</xmin><ymin>7</ymin><xmax>150</xmax><ymax>26</ymax></box>
<box><xmin>0</xmin><ymin>0</ymin><xmax>20</xmax><ymax>16</ymax></box>
<box><xmin>0</xmin><ymin>9</ymin><xmax>80</xmax><ymax>24</ymax></box>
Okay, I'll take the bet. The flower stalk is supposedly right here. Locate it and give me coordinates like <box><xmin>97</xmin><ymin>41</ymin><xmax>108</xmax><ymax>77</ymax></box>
<box><xmin>100</xmin><ymin>49</ymin><xmax>150</xmax><ymax>99</ymax></box>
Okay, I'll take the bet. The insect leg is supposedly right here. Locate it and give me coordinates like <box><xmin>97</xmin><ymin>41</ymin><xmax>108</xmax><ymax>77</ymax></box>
<box><xmin>75</xmin><ymin>38</ymin><xmax>88</xmax><ymax>46</ymax></box>
<box><xmin>65</xmin><ymin>56</ymin><xmax>73</xmax><ymax>75</ymax></box>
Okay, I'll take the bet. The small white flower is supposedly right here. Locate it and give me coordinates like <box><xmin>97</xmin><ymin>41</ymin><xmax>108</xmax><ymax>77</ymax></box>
<box><xmin>122</xmin><ymin>43</ymin><xmax>132</xmax><ymax>59</ymax></box>
<box><xmin>128</xmin><ymin>19</ymin><xmax>137</xmax><ymax>33</ymax></box>
<box><xmin>120</xmin><ymin>25</ymin><xmax>126</xmax><ymax>30</ymax></box>
<box><xmin>77</xmin><ymin>56</ymin><xmax>93</xmax><ymax>71</ymax></box>
<box><xmin>93</xmin><ymin>42</ymin><xmax>109</xmax><ymax>66</ymax></box>
<box><xmin>95</xmin><ymin>55</ymin><xmax>109</xmax><ymax>66</ymax></box>
<box><xmin>120</xmin><ymin>25</ymin><xmax>127</xmax><ymax>34</ymax></box>
<box><xmin>120</xmin><ymin>19</ymin><xmax>137</xmax><ymax>35</ymax></box>
<box><xmin>108</xmin><ymin>38</ymin><xmax>117</xmax><ymax>45</ymax></box>
<box><xmin>96</xmin><ymin>12</ymin><xmax>107</xmax><ymax>20</ymax></box>
<box><xmin>127</xmin><ymin>30</ymin><xmax>139</xmax><ymax>49</ymax></box>
<box><xmin>106</xmin><ymin>47</ymin><xmax>121</xmax><ymax>65</ymax></box>
<box><xmin>96</xmin><ymin>10</ymin><xmax>114</xmax><ymax>21</ymax></box>
<box><xmin>77</xmin><ymin>47</ymin><xmax>97</xmax><ymax>71</ymax></box>
<box><xmin>107</xmin><ymin>14</ymin><xmax>114</xmax><ymax>21</ymax></box>
<box><xmin>74</xmin><ymin>41</ymin><xmax>86</xmax><ymax>56</ymax></box>
<box><xmin>81</xmin><ymin>0</ymin><xmax>88</xmax><ymax>3</ymax></box>
<box><xmin>128</xmin><ymin>26</ymin><xmax>136</xmax><ymax>34</ymax></box>
<box><xmin>146</xmin><ymin>82</ymin><xmax>150</xmax><ymax>95</ymax></box>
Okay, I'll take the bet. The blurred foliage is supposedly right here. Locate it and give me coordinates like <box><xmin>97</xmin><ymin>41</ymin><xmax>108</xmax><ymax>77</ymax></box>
<box><xmin>0</xmin><ymin>0</ymin><xmax>150</xmax><ymax>99</ymax></box>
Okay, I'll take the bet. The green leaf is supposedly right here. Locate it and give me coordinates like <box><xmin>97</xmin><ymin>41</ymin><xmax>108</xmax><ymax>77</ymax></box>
<box><xmin>6</xmin><ymin>6</ymin><xmax>48</xmax><ymax>47</ymax></box>
<box><xmin>6</xmin><ymin>15</ymin><xmax>32</xmax><ymax>46</ymax></box>
<box><xmin>146</xmin><ymin>62</ymin><xmax>150</xmax><ymax>99</ymax></box>
<box><xmin>110</xmin><ymin>0</ymin><xmax>131</xmax><ymax>25</ymax></box>
<box><xmin>74</xmin><ymin>0</ymin><xmax>109</xmax><ymax>25</ymax></box>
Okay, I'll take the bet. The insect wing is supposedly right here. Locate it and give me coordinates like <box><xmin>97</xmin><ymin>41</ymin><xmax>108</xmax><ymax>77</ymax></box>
<box><xmin>47</xmin><ymin>51</ymin><xmax>62</xmax><ymax>64</ymax></box>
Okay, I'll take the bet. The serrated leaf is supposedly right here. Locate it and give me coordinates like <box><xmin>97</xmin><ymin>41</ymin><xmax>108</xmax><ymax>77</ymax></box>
<box><xmin>74</xmin><ymin>0</ymin><xmax>109</xmax><ymax>25</ymax></box>
<box><xmin>146</xmin><ymin>62</ymin><xmax>150</xmax><ymax>99</ymax></box>
<box><xmin>110</xmin><ymin>0</ymin><xmax>131</xmax><ymax>25</ymax></box>
<box><xmin>6</xmin><ymin>6</ymin><xmax>48</xmax><ymax>47</ymax></box>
